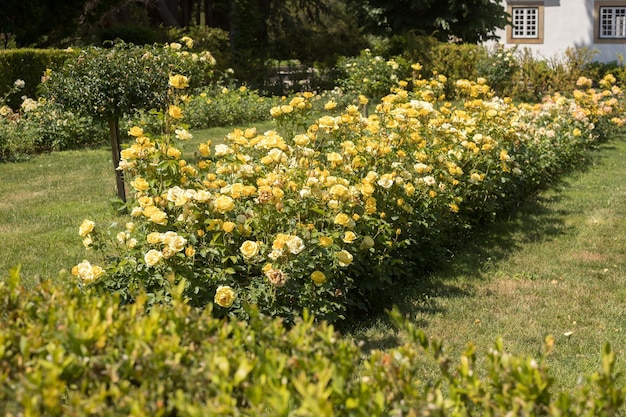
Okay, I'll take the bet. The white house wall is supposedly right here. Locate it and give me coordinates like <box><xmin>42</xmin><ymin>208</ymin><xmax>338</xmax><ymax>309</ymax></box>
<box><xmin>494</xmin><ymin>0</ymin><xmax>626</xmax><ymax>63</ymax></box>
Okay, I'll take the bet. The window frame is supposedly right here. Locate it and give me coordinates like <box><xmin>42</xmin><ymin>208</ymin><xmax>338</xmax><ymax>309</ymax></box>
<box><xmin>595</xmin><ymin>2</ymin><xmax>626</xmax><ymax>43</ymax></box>
<box><xmin>506</xmin><ymin>3</ymin><xmax>545</xmax><ymax>44</ymax></box>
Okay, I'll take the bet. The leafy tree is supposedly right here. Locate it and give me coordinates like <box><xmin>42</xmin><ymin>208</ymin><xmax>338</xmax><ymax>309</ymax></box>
<box><xmin>268</xmin><ymin>0</ymin><xmax>367</xmax><ymax>65</ymax></box>
<box><xmin>349</xmin><ymin>0</ymin><xmax>509</xmax><ymax>44</ymax></box>
<box><xmin>41</xmin><ymin>41</ymin><xmax>215</xmax><ymax>200</ymax></box>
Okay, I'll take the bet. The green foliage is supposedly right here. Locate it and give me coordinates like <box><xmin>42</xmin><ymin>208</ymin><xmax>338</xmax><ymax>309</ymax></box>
<box><xmin>119</xmin><ymin>85</ymin><xmax>279</xmax><ymax>137</ymax></box>
<box><xmin>41</xmin><ymin>40</ymin><xmax>216</xmax><ymax>122</ymax></box>
<box><xmin>1</xmin><ymin>269</ymin><xmax>624</xmax><ymax>415</ymax></box>
<box><xmin>585</xmin><ymin>56</ymin><xmax>626</xmax><ymax>87</ymax></box>
<box><xmin>509</xmin><ymin>47</ymin><xmax>601</xmax><ymax>102</ymax></box>
<box><xmin>167</xmin><ymin>26</ymin><xmax>232</xmax><ymax>74</ymax></box>
<box><xmin>476</xmin><ymin>44</ymin><xmax>519</xmax><ymax>97</ymax></box>
<box><xmin>0</xmin><ymin>78</ymin><xmax>108</xmax><ymax>160</ymax></box>
<box><xmin>427</xmin><ymin>42</ymin><xmax>486</xmax><ymax>96</ymax></box>
<box><xmin>0</xmin><ymin>99</ymin><xmax>108</xmax><ymax>160</ymax></box>
<box><xmin>336</xmin><ymin>49</ymin><xmax>409</xmax><ymax>100</ymax></box>
<box><xmin>184</xmin><ymin>85</ymin><xmax>279</xmax><ymax>129</ymax></box>
<box><xmin>348</xmin><ymin>0</ymin><xmax>509</xmax><ymax>43</ymax></box>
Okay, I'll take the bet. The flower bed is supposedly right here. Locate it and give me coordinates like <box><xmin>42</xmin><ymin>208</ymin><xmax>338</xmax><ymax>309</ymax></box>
<box><xmin>74</xmin><ymin>72</ymin><xmax>625</xmax><ymax>323</ymax></box>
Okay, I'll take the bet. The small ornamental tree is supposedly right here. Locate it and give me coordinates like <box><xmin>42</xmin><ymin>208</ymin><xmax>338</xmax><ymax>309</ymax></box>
<box><xmin>42</xmin><ymin>39</ymin><xmax>216</xmax><ymax>200</ymax></box>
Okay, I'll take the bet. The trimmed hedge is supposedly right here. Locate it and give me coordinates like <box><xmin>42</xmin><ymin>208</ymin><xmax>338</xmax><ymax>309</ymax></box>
<box><xmin>1</xmin><ymin>267</ymin><xmax>624</xmax><ymax>416</ymax></box>
<box><xmin>0</xmin><ymin>48</ymin><xmax>74</xmax><ymax>109</ymax></box>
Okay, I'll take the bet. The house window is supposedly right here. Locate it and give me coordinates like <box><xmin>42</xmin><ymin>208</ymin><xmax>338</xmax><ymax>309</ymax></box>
<box><xmin>506</xmin><ymin>3</ymin><xmax>544</xmax><ymax>44</ymax></box>
<box><xmin>599</xmin><ymin>6</ymin><xmax>626</xmax><ymax>38</ymax></box>
<box><xmin>594</xmin><ymin>2</ymin><xmax>626</xmax><ymax>43</ymax></box>
<box><xmin>512</xmin><ymin>7</ymin><xmax>539</xmax><ymax>38</ymax></box>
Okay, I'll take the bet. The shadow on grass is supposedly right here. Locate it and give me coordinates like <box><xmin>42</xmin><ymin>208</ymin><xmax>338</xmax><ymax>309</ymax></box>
<box><xmin>343</xmin><ymin>189</ymin><xmax>574</xmax><ymax>351</ymax></box>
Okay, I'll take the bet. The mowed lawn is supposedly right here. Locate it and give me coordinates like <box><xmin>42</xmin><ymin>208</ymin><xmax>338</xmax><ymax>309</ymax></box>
<box><xmin>349</xmin><ymin>132</ymin><xmax>626</xmax><ymax>391</ymax></box>
<box><xmin>1</xmin><ymin>123</ymin><xmax>625</xmax><ymax>392</ymax></box>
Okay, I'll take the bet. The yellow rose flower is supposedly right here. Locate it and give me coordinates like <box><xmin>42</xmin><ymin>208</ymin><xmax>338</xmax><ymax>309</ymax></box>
<box><xmin>365</xmin><ymin>197</ymin><xmax>377</xmax><ymax>214</ymax></box>
<box><xmin>294</xmin><ymin>134</ymin><xmax>310</xmax><ymax>146</ymax></box>
<box><xmin>131</xmin><ymin>177</ymin><xmax>150</xmax><ymax>192</ymax></box>
<box><xmin>329</xmin><ymin>184</ymin><xmax>349</xmax><ymax>199</ymax></box>
<box><xmin>144</xmin><ymin>249</ymin><xmax>163</xmax><ymax>267</ymax></box>
<box><xmin>79</xmin><ymin>219</ymin><xmax>95</xmax><ymax>237</ymax></box>
<box><xmin>74</xmin><ymin>260</ymin><xmax>104</xmax><ymax>284</ymax></box>
<box><xmin>198</xmin><ymin>143</ymin><xmax>211</xmax><ymax>157</ymax></box>
<box><xmin>213</xmin><ymin>195</ymin><xmax>235</xmax><ymax>213</ymax></box>
<box><xmin>214</xmin><ymin>285</ymin><xmax>236</xmax><ymax>308</ymax></box>
<box><xmin>240</xmin><ymin>240</ymin><xmax>259</xmax><ymax>260</ymax></box>
<box><xmin>149</xmin><ymin>210</ymin><xmax>168</xmax><ymax>225</ymax></box>
<box><xmin>272</xmin><ymin>233</ymin><xmax>289</xmax><ymax>250</ymax></box>
<box><xmin>270</xmin><ymin>106</ymin><xmax>282</xmax><ymax>117</ymax></box>
<box><xmin>166</xmin><ymin>147</ymin><xmax>182</xmax><ymax>159</ymax></box>
<box><xmin>165</xmin><ymin>234</ymin><xmax>186</xmax><ymax>252</ymax></box>
<box><xmin>326</xmin><ymin>152</ymin><xmax>343</xmax><ymax>163</ymax></box>
<box><xmin>185</xmin><ymin>246</ymin><xmax>196</xmax><ymax>257</ymax></box>
<box><xmin>336</xmin><ymin>250</ymin><xmax>353</xmax><ymax>267</ymax></box>
<box><xmin>128</xmin><ymin>126</ymin><xmax>144</xmax><ymax>137</ymax></box>
<box><xmin>311</xmin><ymin>270</ymin><xmax>327</xmax><ymax>286</ymax></box>
<box><xmin>169</xmin><ymin>74</ymin><xmax>189</xmax><ymax>89</ymax></box>
<box><xmin>138</xmin><ymin>196</ymin><xmax>154</xmax><ymax>207</ymax></box>
<box><xmin>91</xmin><ymin>265</ymin><xmax>104</xmax><ymax>279</ymax></box>
<box><xmin>168</xmin><ymin>105</ymin><xmax>184</xmax><ymax>120</ymax></box>
<box><xmin>222</xmin><ymin>221</ymin><xmax>236</xmax><ymax>233</ymax></box>
<box><xmin>146</xmin><ymin>232</ymin><xmax>161</xmax><ymax>245</ymax></box>
<box><xmin>361</xmin><ymin>182</ymin><xmax>375</xmax><ymax>195</ymax></box>
<box><xmin>343</xmin><ymin>231</ymin><xmax>357</xmax><ymax>244</ymax></box>
<box><xmin>318</xmin><ymin>236</ymin><xmax>333</xmax><ymax>247</ymax></box>
<box><xmin>334</xmin><ymin>213</ymin><xmax>350</xmax><ymax>226</ymax></box>
<box><xmin>324</xmin><ymin>101</ymin><xmax>337</xmax><ymax>110</ymax></box>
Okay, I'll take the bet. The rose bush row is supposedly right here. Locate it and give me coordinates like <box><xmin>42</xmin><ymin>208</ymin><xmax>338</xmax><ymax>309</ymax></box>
<box><xmin>73</xmin><ymin>71</ymin><xmax>625</xmax><ymax>323</ymax></box>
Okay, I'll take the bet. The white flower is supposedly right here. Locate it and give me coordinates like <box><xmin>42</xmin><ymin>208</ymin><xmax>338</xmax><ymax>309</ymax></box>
<box><xmin>175</xmin><ymin>128</ymin><xmax>193</xmax><ymax>141</ymax></box>
<box><xmin>286</xmin><ymin>236</ymin><xmax>305</xmax><ymax>255</ymax></box>
<box><xmin>268</xmin><ymin>249</ymin><xmax>283</xmax><ymax>260</ymax></box>
<box><xmin>377</xmin><ymin>176</ymin><xmax>394</xmax><ymax>189</ymax></box>
<box><xmin>214</xmin><ymin>144</ymin><xmax>233</xmax><ymax>157</ymax></box>
<box><xmin>299</xmin><ymin>187</ymin><xmax>311</xmax><ymax>198</ymax></box>
<box><xmin>421</xmin><ymin>176</ymin><xmax>436</xmax><ymax>186</ymax></box>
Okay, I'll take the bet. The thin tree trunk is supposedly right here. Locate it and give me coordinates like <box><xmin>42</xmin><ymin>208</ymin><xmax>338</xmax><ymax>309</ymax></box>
<box><xmin>108</xmin><ymin>118</ymin><xmax>126</xmax><ymax>202</ymax></box>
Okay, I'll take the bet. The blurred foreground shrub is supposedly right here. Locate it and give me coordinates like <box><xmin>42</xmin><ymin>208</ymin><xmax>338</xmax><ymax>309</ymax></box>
<box><xmin>1</xmin><ymin>267</ymin><xmax>624</xmax><ymax>416</ymax></box>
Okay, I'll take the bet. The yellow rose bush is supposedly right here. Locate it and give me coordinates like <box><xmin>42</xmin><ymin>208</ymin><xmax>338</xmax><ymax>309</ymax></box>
<box><xmin>73</xmin><ymin>67</ymin><xmax>625</xmax><ymax>323</ymax></box>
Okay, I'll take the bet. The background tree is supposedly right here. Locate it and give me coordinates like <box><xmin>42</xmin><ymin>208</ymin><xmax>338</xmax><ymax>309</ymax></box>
<box><xmin>0</xmin><ymin>0</ymin><xmax>126</xmax><ymax>47</ymax></box>
<box><xmin>348</xmin><ymin>0</ymin><xmax>509</xmax><ymax>43</ymax></box>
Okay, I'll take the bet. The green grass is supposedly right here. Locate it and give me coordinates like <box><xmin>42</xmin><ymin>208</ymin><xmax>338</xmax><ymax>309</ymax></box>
<box><xmin>349</xmin><ymin>133</ymin><xmax>626</xmax><ymax>391</ymax></box>
<box><xmin>1</xmin><ymin>124</ymin><xmax>625</xmax><ymax>391</ymax></box>
<box><xmin>0</xmin><ymin>149</ymin><xmax>116</xmax><ymax>282</ymax></box>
